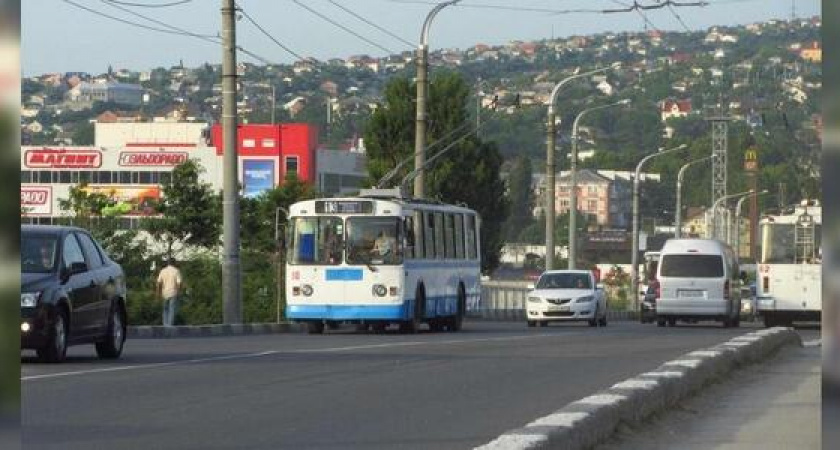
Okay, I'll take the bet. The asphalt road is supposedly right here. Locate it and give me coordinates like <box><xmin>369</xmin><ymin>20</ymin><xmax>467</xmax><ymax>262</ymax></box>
<box><xmin>21</xmin><ymin>321</ymin><xmax>813</xmax><ymax>450</ymax></box>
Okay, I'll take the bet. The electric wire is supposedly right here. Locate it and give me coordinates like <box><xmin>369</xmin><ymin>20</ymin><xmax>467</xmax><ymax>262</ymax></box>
<box><xmin>327</xmin><ymin>0</ymin><xmax>414</xmax><ymax>48</ymax></box>
<box><xmin>292</xmin><ymin>0</ymin><xmax>396</xmax><ymax>54</ymax></box>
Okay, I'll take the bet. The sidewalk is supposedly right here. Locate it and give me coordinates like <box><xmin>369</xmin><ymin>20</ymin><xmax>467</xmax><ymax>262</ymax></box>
<box><xmin>600</xmin><ymin>341</ymin><xmax>820</xmax><ymax>450</ymax></box>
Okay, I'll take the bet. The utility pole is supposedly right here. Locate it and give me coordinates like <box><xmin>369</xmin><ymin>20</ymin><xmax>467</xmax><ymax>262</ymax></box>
<box><xmin>568</xmin><ymin>99</ymin><xmax>630</xmax><ymax>268</ymax></box>
<box><xmin>414</xmin><ymin>1</ymin><xmax>459</xmax><ymax>199</ymax></box>
<box><xmin>631</xmin><ymin>144</ymin><xmax>687</xmax><ymax>313</ymax></box>
<box><xmin>675</xmin><ymin>155</ymin><xmax>711</xmax><ymax>238</ymax></box>
<box><xmin>221</xmin><ymin>0</ymin><xmax>242</xmax><ymax>324</ymax></box>
<box><xmin>706</xmin><ymin>98</ymin><xmax>731</xmax><ymax>241</ymax></box>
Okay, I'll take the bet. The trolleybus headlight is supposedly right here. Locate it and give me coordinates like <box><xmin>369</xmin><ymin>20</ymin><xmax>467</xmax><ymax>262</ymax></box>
<box><xmin>372</xmin><ymin>284</ymin><xmax>387</xmax><ymax>297</ymax></box>
<box><xmin>301</xmin><ymin>284</ymin><xmax>314</xmax><ymax>297</ymax></box>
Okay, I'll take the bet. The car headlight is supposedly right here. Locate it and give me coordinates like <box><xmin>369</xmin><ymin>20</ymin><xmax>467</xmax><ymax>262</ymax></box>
<box><xmin>575</xmin><ymin>295</ymin><xmax>594</xmax><ymax>303</ymax></box>
<box><xmin>527</xmin><ymin>296</ymin><xmax>543</xmax><ymax>303</ymax></box>
<box><xmin>21</xmin><ymin>292</ymin><xmax>41</xmax><ymax>308</ymax></box>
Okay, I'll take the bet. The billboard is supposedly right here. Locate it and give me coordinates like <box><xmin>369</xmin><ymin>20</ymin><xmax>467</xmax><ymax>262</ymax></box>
<box><xmin>82</xmin><ymin>185</ymin><xmax>161</xmax><ymax>217</ymax></box>
<box><xmin>20</xmin><ymin>186</ymin><xmax>52</xmax><ymax>216</ymax></box>
<box><xmin>118</xmin><ymin>151</ymin><xmax>188</xmax><ymax>167</ymax></box>
<box><xmin>24</xmin><ymin>148</ymin><xmax>102</xmax><ymax>168</ymax></box>
<box><xmin>243</xmin><ymin>160</ymin><xmax>275</xmax><ymax>198</ymax></box>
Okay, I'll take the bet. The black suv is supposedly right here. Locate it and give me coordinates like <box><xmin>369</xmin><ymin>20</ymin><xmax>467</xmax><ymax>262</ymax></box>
<box><xmin>21</xmin><ymin>225</ymin><xmax>128</xmax><ymax>362</ymax></box>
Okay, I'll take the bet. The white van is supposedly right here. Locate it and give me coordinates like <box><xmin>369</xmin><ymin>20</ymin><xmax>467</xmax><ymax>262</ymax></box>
<box><xmin>655</xmin><ymin>239</ymin><xmax>742</xmax><ymax>327</ymax></box>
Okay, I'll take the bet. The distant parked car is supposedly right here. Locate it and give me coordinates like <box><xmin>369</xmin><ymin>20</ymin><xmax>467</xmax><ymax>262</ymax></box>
<box><xmin>640</xmin><ymin>280</ymin><xmax>658</xmax><ymax>324</ymax></box>
<box><xmin>21</xmin><ymin>225</ymin><xmax>127</xmax><ymax>362</ymax></box>
<box><xmin>526</xmin><ymin>270</ymin><xmax>607</xmax><ymax>327</ymax></box>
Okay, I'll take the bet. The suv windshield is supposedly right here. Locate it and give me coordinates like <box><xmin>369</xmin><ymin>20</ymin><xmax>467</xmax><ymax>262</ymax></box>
<box><xmin>22</xmin><ymin>233</ymin><xmax>58</xmax><ymax>273</ymax></box>
<box><xmin>346</xmin><ymin>217</ymin><xmax>402</xmax><ymax>265</ymax></box>
<box><xmin>660</xmin><ymin>254</ymin><xmax>724</xmax><ymax>278</ymax></box>
<box><xmin>288</xmin><ymin>217</ymin><xmax>344</xmax><ymax>265</ymax></box>
<box><xmin>536</xmin><ymin>273</ymin><xmax>591</xmax><ymax>289</ymax></box>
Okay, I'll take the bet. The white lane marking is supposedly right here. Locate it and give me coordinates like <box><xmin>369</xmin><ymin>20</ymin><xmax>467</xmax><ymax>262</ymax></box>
<box><xmin>804</xmin><ymin>339</ymin><xmax>821</xmax><ymax>348</ymax></box>
<box><xmin>22</xmin><ymin>334</ymin><xmax>556</xmax><ymax>382</ymax></box>
<box><xmin>722</xmin><ymin>341</ymin><xmax>751</xmax><ymax>347</ymax></box>
<box><xmin>640</xmin><ymin>371</ymin><xmax>684</xmax><ymax>379</ymax></box>
<box><xmin>574</xmin><ymin>394</ymin><xmax>626</xmax><ymax>405</ymax></box>
<box><xmin>612</xmin><ymin>379</ymin><xmax>659</xmax><ymax>390</ymax></box>
<box><xmin>528</xmin><ymin>411</ymin><xmax>588</xmax><ymax>428</ymax></box>
<box><xmin>664</xmin><ymin>359</ymin><xmax>702</xmax><ymax>369</ymax></box>
<box><xmin>475</xmin><ymin>433</ymin><xmax>548</xmax><ymax>450</ymax></box>
<box><xmin>688</xmin><ymin>350</ymin><xmax>722</xmax><ymax>358</ymax></box>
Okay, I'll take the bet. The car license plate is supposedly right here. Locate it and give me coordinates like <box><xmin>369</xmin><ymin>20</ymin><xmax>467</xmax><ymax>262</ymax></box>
<box><xmin>559</xmin><ymin>305</ymin><xmax>570</xmax><ymax>312</ymax></box>
<box><xmin>679</xmin><ymin>290</ymin><xmax>704</xmax><ymax>298</ymax></box>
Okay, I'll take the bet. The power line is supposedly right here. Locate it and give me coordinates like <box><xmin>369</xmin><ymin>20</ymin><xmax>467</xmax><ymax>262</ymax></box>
<box><xmin>237</xmin><ymin>3</ymin><xmax>309</xmax><ymax>61</ymax></box>
<box><xmin>102</xmin><ymin>0</ymin><xmax>192</xmax><ymax>7</ymax></box>
<box><xmin>99</xmin><ymin>0</ymin><xmax>218</xmax><ymax>43</ymax></box>
<box><xmin>64</xmin><ymin>0</ymin><xmax>275</xmax><ymax>65</ymax></box>
<box><xmin>327</xmin><ymin>0</ymin><xmax>414</xmax><ymax>48</ymax></box>
<box><xmin>667</xmin><ymin>3</ymin><xmax>693</xmax><ymax>32</ymax></box>
<box><xmin>292</xmin><ymin>0</ymin><xmax>397</xmax><ymax>54</ymax></box>
<box><xmin>387</xmin><ymin>0</ymin><xmax>603</xmax><ymax>14</ymax></box>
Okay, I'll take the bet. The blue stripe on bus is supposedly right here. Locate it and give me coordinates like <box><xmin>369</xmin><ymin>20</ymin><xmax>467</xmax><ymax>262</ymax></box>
<box><xmin>287</xmin><ymin>296</ymin><xmax>462</xmax><ymax>321</ymax></box>
<box><xmin>325</xmin><ymin>268</ymin><xmax>364</xmax><ymax>281</ymax></box>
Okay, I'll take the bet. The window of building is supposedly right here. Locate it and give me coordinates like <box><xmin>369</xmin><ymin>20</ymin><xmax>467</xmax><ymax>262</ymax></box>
<box><xmin>59</xmin><ymin>171</ymin><xmax>70</xmax><ymax>184</ymax></box>
<box><xmin>588</xmin><ymin>200</ymin><xmax>598</xmax><ymax>211</ymax></box>
<box><xmin>20</xmin><ymin>171</ymin><xmax>31</xmax><ymax>184</ymax></box>
<box><xmin>80</xmin><ymin>171</ymin><xmax>91</xmax><ymax>184</ymax></box>
<box><xmin>588</xmin><ymin>185</ymin><xmax>598</xmax><ymax>195</ymax></box>
<box><xmin>160</xmin><ymin>172</ymin><xmax>172</xmax><ymax>185</ymax></box>
<box><xmin>139</xmin><ymin>172</ymin><xmax>152</xmax><ymax>184</ymax></box>
<box><xmin>120</xmin><ymin>172</ymin><xmax>131</xmax><ymax>184</ymax></box>
<box><xmin>285</xmin><ymin>156</ymin><xmax>299</xmax><ymax>176</ymax></box>
<box><xmin>262</xmin><ymin>139</ymin><xmax>276</xmax><ymax>148</ymax></box>
<box><xmin>70</xmin><ymin>171</ymin><xmax>79</xmax><ymax>184</ymax></box>
<box><xmin>243</xmin><ymin>139</ymin><xmax>256</xmax><ymax>148</ymax></box>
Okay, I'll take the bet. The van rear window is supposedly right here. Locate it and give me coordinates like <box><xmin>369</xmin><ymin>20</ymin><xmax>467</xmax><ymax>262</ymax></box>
<box><xmin>660</xmin><ymin>254</ymin><xmax>724</xmax><ymax>278</ymax></box>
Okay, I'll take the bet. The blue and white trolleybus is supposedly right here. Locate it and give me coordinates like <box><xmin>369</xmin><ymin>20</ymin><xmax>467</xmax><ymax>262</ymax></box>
<box><xmin>285</xmin><ymin>189</ymin><xmax>482</xmax><ymax>334</ymax></box>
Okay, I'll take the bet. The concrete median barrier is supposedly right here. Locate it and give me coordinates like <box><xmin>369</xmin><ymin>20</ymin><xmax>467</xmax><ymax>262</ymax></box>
<box><xmin>476</xmin><ymin>327</ymin><xmax>801</xmax><ymax>450</ymax></box>
<box><xmin>127</xmin><ymin>322</ymin><xmax>303</xmax><ymax>338</ymax></box>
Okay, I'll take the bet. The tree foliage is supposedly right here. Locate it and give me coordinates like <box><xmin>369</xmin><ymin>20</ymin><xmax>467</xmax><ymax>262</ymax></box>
<box><xmin>363</xmin><ymin>72</ymin><xmax>509</xmax><ymax>272</ymax></box>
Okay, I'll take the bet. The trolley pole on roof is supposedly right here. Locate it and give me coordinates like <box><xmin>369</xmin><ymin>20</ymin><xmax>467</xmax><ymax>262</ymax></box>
<box><xmin>222</xmin><ymin>0</ymin><xmax>242</xmax><ymax>324</ymax></box>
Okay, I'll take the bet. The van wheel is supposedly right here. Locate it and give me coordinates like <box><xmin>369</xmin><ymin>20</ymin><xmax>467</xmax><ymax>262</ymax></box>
<box><xmin>667</xmin><ymin>318</ymin><xmax>676</xmax><ymax>327</ymax></box>
<box><xmin>539</xmin><ymin>321</ymin><xmax>548</xmax><ymax>327</ymax></box>
<box><xmin>527</xmin><ymin>321</ymin><xmax>536</xmax><ymax>328</ymax></box>
<box><xmin>656</xmin><ymin>319</ymin><xmax>666</xmax><ymax>327</ymax></box>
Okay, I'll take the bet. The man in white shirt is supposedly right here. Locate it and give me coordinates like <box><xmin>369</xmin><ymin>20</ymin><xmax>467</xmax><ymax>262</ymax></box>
<box><xmin>156</xmin><ymin>258</ymin><xmax>182</xmax><ymax>327</ymax></box>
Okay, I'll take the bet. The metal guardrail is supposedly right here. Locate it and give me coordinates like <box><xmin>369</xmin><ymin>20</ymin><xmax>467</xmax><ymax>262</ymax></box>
<box><xmin>472</xmin><ymin>281</ymin><xmax>531</xmax><ymax>320</ymax></box>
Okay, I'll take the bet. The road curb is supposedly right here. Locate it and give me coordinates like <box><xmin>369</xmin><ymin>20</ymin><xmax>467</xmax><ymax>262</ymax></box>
<box><xmin>471</xmin><ymin>310</ymin><xmax>639</xmax><ymax>322</ymax></box>
<box><xmin>127</xmin><ymin>322</ymin><xmax>304</xmax><ymax>338</ymax></box>
<box><xmin>475</xmin><ymin>327</ymin><xmax>801</xmax><ymax>450</ymax></box>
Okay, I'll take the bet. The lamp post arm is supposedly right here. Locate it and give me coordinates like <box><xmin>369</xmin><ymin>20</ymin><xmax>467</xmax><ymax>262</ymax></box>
<box><xmin>421</xmin><ymin>1</ymin><xmax>460</xmax><ymax>45</ymax></box>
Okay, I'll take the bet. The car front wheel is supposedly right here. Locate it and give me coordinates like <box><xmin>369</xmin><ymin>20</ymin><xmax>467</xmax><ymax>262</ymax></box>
<box><xmin>38</xmin><ymin>310</ymin><xmax>68</xmax><ymax>363</ymax></box>
<box><xmin>96</xmin><ymin>304</ymin><xmax>126</xmax><ymax>359</ymax></box>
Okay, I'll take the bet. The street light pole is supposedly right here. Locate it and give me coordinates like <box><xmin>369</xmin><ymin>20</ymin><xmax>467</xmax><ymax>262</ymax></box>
<box><xmin>631</xmin><ymin>144</ymin><xmax>688</xmax><ymax>312</ymax></box>
<box><xmin>734</xmin><ymin>190</ymin><xmax>768</xmax><ymax>259</ymax></box>
<box><xmin>675</xmin><ymin>155</ymin><xmax>711</xmax><ymax>238</ymax></box>
<box><xmin>544</xmin><ymin>63</ymin><xmax>619</xmax><ymax>271</ymax></box>
<box><xmin>414</xmin><ymin>0</ymin><xmax>459</xmax><ymax>199</ymax></box>
<box><xmin>707</xmin><ymin>189</ymin><xmax>755</xmax><ymax>240</ymax></box>
<box><xmin>568</xmin><ymin>98</ymin><xmax>630</xmax><ymax>269</ymax></box>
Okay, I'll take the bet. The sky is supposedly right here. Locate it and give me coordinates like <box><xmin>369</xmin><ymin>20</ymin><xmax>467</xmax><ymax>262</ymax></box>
<box><xmin>22</xmin><ymin>0</ymin><xmax>821</xmax><ymax>76</ymax></box>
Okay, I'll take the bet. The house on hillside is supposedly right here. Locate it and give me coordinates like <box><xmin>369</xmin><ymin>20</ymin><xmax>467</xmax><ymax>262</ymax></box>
<box><xmin>659</xmin><ymin>99</ymin><xmax>692</xmax><ymax>122</ymax></box>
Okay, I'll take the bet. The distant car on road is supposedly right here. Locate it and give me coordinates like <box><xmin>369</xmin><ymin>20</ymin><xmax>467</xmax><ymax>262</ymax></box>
<box><xmin>526</xmin><ymin>270</ymin><xmax>608</xmax><ymax>327</ymax></box>
<box><xmin>21</xmin><ymin>225</ymin><xmax>128</xmax><ymax>362</ymax></box>
<box><xmin>640</xmin><ymin>280</ymin><xmax>658</xmax><ymax>324</ymax></box>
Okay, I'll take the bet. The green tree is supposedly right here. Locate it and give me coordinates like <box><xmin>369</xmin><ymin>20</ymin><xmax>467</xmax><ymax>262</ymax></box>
<box><xmin>71</xmin><ymin>122</ymin><xmax>94</xmax><ymax>145</ymax></box>
<box><xmin>504</xmin><ymin>155</ymin><xmax>534</xmax><ymax>241</ymax></box>
<box><xmin>145</xmin><ymin>159</ymin><xmax>221</xmax><ymax>259</ymax></box>
<box><xmin>363</xmin><ymin>72</ymin><xmax>509</xmax><ymax>273</ymax></box>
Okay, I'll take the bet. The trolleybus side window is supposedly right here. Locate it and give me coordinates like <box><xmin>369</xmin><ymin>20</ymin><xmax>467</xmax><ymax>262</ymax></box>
<box><xmin>444</xmin><ymin>214</ymin><xmax>456</xmax><ymax>259</ymax></box>
<box><xmin>404</xmin><ymin>216</ymin><xmax>416</xmax><ymax>259</ymax></box>
<box><xmin>466</xmin><ymin>215</ymin><xmax>477</xmax><ymax>260</ymax></box>
<box><xmin>412</xmin><ymin>212</ymin><xmax>424</xmax><ymax>259</ymax></box>
<box><xmin>424</xmin><ymin>212</ymin><xmax>435</xmax><ymax>259</ymax></box>
<box><xmin>454</xmin><ymin>214</ymin><xmax>465</xmax><ymax>259</ymax></box>
<box><xmin>434</xmin><ymin>213</ymin><xmax>445</xmax><ymax>259</ymax></box>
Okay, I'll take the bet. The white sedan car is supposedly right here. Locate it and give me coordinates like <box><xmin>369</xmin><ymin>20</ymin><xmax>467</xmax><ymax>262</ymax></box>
<box><xmin>526</xmin><ymin>270</ymin><xmax>608</xmax><ymax>327</ymax></box>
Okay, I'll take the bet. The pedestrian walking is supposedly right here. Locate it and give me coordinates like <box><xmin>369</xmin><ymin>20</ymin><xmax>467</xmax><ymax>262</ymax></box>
<box><xmin>156</xmin><ymin>257</ymin><xmax>182</xmax><ymax>327</ymax></box>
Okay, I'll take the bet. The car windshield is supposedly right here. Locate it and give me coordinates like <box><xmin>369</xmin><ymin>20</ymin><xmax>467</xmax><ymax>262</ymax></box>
<box><xmin>536</xmin><ymin>273</ymin><xmax>591</xmax><ymax>289</ymax></box>
<box><xmin>346</xmin><ymin>217</ymin><xmax>402</xmax><ymax>265</ymax></box>
<box><xmin>21</xmin><ymin>233</ymin><xmax>58</xmax><ymax>273</ymax></box>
